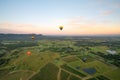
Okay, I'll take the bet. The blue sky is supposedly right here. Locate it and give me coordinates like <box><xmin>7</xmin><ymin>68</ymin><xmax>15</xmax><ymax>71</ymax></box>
<box><xmin>0</xmin><ymin>0</ymin><xmax>120</xmax><ymax>35</ymax></box>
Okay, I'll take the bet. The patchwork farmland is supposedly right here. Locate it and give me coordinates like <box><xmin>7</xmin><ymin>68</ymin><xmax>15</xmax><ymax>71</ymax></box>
<box><xmin>0</xmin><ymin>35</ymin><xmax>120</xmax><ymax>80</ymax></box>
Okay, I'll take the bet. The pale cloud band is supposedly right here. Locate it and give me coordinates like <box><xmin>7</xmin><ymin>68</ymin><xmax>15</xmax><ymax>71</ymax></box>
<box><xmin>0</xmin><ymin>20</ymin><xmax>119</xmax><ymax>35</ymax></box>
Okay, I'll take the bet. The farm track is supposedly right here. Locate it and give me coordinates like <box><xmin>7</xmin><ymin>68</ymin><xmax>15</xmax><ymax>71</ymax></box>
<box><xmin>7</xmin><ymin>70</ymin><xmax>36</xmax><ymax>80</ymax></box>
<box><xmin>8</xmin><ymin>70</ymin><xmax>34</xmax><ymax>74</ymax></box>
<box><xmin>61</xmin><ymin>68</ymin><xmax>94</xmax><ymax>80</ymax></box>
<box><xmin>82</xmin><ymin>76</ymin><xmax>92</xmax><ymax>80</ymax></box>
<box><xmin>61</xmin><ymin>68</ymin><xmax>82</xmax><ymax>79</ymax></box>
<box><xmin>27</xmin><ymin>71</ymin><xmax>36</xmax><ymax>80</ymax></box>
<box><xmin>67</xmin><ymin>74</ymin><xmax>71</xmax><ymax>80</ymax></box>
<box><xmin>57</xmin><ymin>68</ymin><xmax>61</xmax><ymax>80</ymax></box>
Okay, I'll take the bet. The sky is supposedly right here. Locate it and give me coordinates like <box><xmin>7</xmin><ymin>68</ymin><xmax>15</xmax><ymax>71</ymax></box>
<box><xmin>0</xmin><ymin>0</ymin><xmax>120</xmax><ymax>35</ymax></box>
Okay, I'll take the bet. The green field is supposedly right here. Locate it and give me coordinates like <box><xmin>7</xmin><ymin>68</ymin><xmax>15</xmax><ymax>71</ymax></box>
<box><xmin>62</xmin><ymin>55</ymin><xmax>79</xmax><ymax>63</ymax></box>
<box><xmin>61</xmin><ymin>64</ymin><xmax>86</xmax><ymax>78</ymax></box>
<box><xmin>104</xmin><ymin>68</ymin><xmax>120</xmax><ymax>80</ymax></box>
<box><xmin>69</xmin><ymin>60</ymin><xmax>114</xmax><ymax>75</ymax></box>
<box><xmin>0</xmin><ymin>70</ymin><xmax>33</xmax><ymax>80</ymax></box>
<box><xmin>60</xmin><ymin>70</ymin><xmax>70</xmax><ymax>80</ymax></box>
<box><xmin>9</xmin><ymin>49</ymin><xmax>59</xmax><ymax>71</ymax></box>
<box><xmin>30</xmin><ymin>63</ymin><xmax>59</xmax><ymax>80</ymax></box>
<box><xmin>0</xmin><ymin>37</ymin><xmax>120</xmax><ymax>80</ymax></box>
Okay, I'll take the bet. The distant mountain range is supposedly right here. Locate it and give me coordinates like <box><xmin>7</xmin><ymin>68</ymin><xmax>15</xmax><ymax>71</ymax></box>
<box><xmin>0</xmin><ymin>34</ymin><xmax>43</xmax><ymax>41</ymax></box>
<box><xmin>0</xmin><ymin>33</ymin><xmax>120</xmax><ymax>41</ymax></box>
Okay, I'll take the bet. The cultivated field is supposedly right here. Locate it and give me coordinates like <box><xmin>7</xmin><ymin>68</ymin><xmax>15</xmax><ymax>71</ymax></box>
<box><xmin>0</xmin><ymin>36</ymin><xmax>120</xmax><ymax>80</ymax></box>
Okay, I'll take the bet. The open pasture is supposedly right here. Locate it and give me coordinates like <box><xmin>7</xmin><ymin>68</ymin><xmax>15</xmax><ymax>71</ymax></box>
<box><xmin>68</xmin><ymin>60</ymin><xmax>114</xmax><ymax>75</ymax></box>
<box><xmin>62</xmin><ymin>55</ymin><xmax>79</xmax><ymax>63</ymax></box>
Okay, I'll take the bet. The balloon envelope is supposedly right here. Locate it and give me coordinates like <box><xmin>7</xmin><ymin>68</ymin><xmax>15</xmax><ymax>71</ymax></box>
<box><xmin>31</xmin><ymin>36</ymin><xmax>35</xmax><ymax>40</ymax></box>
<box><xmin>59</xmin><ymin>26</ymin><xmax>63</xmax><ymax>30</ymax></box>
<box><xmin>27</xmin><ymin>51</ymin><xmax>31</xmax><ymax>56</ymax></box>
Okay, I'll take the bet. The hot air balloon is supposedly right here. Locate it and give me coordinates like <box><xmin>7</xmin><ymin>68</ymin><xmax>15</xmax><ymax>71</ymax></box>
<box><xmin>59</xmin><ymin>26</ymin><xmax>63</xmax><ymax>30</ymax></box>
<box><xmin>27</xmin><ymin>51</ymin><xmax>31</xmax><ymax>56</ymax></box>
<box><xmin>31</xmin><ymin>35</ymin><xmax>35</xmax><ymax>40</ymax></box>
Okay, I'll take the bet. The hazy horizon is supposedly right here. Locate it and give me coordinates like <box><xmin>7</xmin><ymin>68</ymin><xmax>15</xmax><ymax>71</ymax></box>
<box><xmin>0</xmin><ymin>0</ymin><xmax>120</xmax><ymax>35</ymax></box>
<box><xmin>0</xmin><ymin>33</ymin><xmax>120</xmax><ymax>37</ymax></box>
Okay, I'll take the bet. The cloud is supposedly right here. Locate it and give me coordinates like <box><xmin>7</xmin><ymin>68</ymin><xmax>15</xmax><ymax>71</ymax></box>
<box><xmin>101</xmin><ymin>10</ymin><xmax>114</xmax><ymax>16</ymax></box>
<box><xmin>66</xmin><ymin>17</ymin><xmax>98</xmax><ymax>28</ymax></box>
<box><xmin>64</xmin><ymin>17</ymin><xmax>120</xmax><ymax>35</ymax></box>
<box><xmin>0</xmin><ymin>22</ymin><xmax>41</xmax><ymax>34</ymax></box>
<box><xmin>116</xmin><ymin>3</ymin><xmax>120</xmax><ymax>7</ymax></box>
<box><xmin>0</xmin><ymin>28</ymin><xmax>24</xmax><ymax>34</ymax></box>
<box><xmin>0</xmin><ymin>22</ymin><xmax>14</xmax><ymax>28</ymax></box>
<box><xmin>0</xmin><ymin>22</ymin><xmax>58</xmax><ymax>34</ymax></box>
<box><xmin>0</xmin><ymin>22</ymin><xmax>36</xmax><ymax>28</ymax></box>
<box><xmin>113</xmin><ymin>2</ymin><xmax>120</xmax><ymax>8</ymax></box>
<box><xmin>0</xmin><ymin>20</ymin><xmax>119</xmax><ymax>35</ymax></box>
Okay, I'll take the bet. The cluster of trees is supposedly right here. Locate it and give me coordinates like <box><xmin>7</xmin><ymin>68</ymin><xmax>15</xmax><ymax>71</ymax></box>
<box><xmin>74</xmin><ymin>40</ymin><xmax>120</xmax><ymax>48</ymax></box>
<box><xmin>48</xmin><ymin>46</ymin><xmax>74</xmax><ymax>53</ymax></box>
<box><xmin>74</xmin><ymin>41</ymin><xmax>94</xmax><ymax>47</ymax></box>
<box><xmin>0</xmin><ymin>34</ymin><xmax>43</xmax><ymax>41</ymax></box>
<box><xmin>92</xmin><ymin>51</ymin><xmax>120</xmax><ymax>67</ymax></box>
<box><xmin>0</xmin><ymin>58</ymin><xmax>10</xmax><ymax>66</ymax></box>
<box><xmin>5</xmin><ymin>41</ymin><xmax>38</xmax><ymax>51</ymax></box>
<box><xmin>102</xmin><ymin>54</ymin><xmax>120</xmax><ymax>67</ymax></box>
<box><xmin>0</xmin><ymin>42</ymin><xmax>7</xmax><ymax>57</ymax></box>
<box><xmin>0</xmin><ymin>50</ymin><xmax>7</xmax><ymax>57</ymax></box>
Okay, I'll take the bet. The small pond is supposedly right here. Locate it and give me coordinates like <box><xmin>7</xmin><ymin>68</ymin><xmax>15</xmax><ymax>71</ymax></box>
<box><xmin>83</xmin><ymin>68</ymin><xmax>96</xmax><ymax>75</ymax></box>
